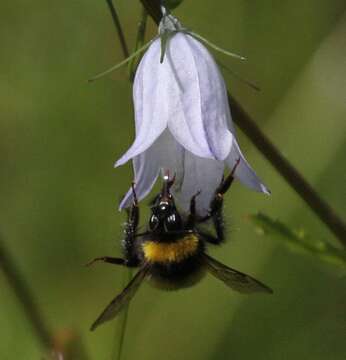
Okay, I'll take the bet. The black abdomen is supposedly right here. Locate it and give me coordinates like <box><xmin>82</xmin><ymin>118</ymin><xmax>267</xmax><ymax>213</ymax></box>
<box><xmin>141</xmin><ymin>234</ymin><xmax>205</xmax><ymax>289</ymax></box>
<box><xmin>149</xmin><ymin>256</ymin><xmax>205</xmax><ymax>290</ymax></box>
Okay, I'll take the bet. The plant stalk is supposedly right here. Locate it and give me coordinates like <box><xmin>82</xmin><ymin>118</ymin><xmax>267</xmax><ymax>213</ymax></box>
<box><xmin>0</xmin><ymin>235</ymin><xmax>52</xmax><ymax>349</ymax></box>
<box><xmin>106</xmin><ymin>0</ymin><xmax>130</xmax><ymax>58</ymax></box>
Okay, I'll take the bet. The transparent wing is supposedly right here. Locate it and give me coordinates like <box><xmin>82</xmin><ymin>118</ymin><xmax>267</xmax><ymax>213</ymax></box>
<box><xmin>90</xmin><ymin>264</ymin><xmax>149</xmax><ymax>331</ymax></box>
<box><xmin>202</xmin><ymin>253</ymin><xmax>273</xmax><ymax>294</ymax></box>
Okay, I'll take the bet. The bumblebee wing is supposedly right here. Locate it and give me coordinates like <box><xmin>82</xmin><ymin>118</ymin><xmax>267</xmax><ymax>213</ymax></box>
<box><xmin>90</xmin><ymin>264</ymin><xmax>149</xmax><ymax>331</ymax></box>
<box><xmin>202</xmin><ymin>253</ymin><xmax>273</xmax><ymax>294</ymax></box>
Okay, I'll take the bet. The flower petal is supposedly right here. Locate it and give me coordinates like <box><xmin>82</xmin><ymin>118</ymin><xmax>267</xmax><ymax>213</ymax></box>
<box><xmin>119</xmin><ymin>130</ymin><xmax>185</xmax><ymax>209</ymax></box>
<box><xmin>186</xmin><ymin>34</ymin><xmax>235</xmax><ymax>159</ymax></box>
<box><xmin>165</xmin><ymin>33</ymin><xmax>233</xmax><ymax>161</ymax></box>
<box><xmin>225</xmin><ymin>140</ymin><xmax>270</xmax><ymax>194</ymax></box>
<box><xmin>159</xmin><ymin>35</ymin><xmax>216</xmax><ymax>159</ymax></box>
<box><xmin>172</xmin><ymin>152</ymin><xmax>225</xmax><ymax>216</ymax></box>
<box><xmin>115</xmin><ymin>39</ymin><xmax>168</xmax><ymax>167</ymax></box>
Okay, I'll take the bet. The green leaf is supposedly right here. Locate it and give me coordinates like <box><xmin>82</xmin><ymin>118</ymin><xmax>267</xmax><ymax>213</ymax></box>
<box><xmin>249</xmin><ymin>212</ymin><xmax>346</xmax><ymax>268</ymax></box>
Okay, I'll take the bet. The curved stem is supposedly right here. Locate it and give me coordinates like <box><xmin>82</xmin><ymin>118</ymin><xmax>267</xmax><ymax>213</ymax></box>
<box><xmin>228</xmin><ymin>96</ymin><xmax>346</xmax><ymax>244</ymax></box>
<box><xmin>114</xmin><ymin>269</ymin><xmax>132</xmax><ymax>360</ymax></box>
<box><xmin>139</xmin><ymin>0</ymin><xmax>346</xmax><ymax>245</ymax></box>
<box><xmin>128</xmin><ymin>7</ymin><xmax>148</xmax><ymax>81</ymax></box>
<box><xmin>0</xmin><ymin>235</ymin><xmax>53</xmax><ymax>349</ymax></box>
<box><xmin>104</xmin><ymin>4</ymin><xmax>149</xmax><ymax>360</ymax></box>
<box><xmin>106</xmin><ymin>0</ymin><xmax>130</xmax><ymax>58</ymax></box>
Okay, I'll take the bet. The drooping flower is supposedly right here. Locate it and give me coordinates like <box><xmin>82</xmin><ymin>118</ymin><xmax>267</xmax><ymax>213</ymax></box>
<box><xmin>115</xmin><ymin>10</ymin><xmax>269</xmax><ymax>215</ymax></box>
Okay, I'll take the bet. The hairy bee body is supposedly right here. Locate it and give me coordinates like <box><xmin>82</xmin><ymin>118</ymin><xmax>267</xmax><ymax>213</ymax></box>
<box><xmin>89</xmin><ymin>170</ymin><xmax>272</xmax><ymax>331</ymax></box>
<box><xmin>138</xmin><ymin>233</ymin><xmax>206</xmax><ymax>289</ymax></box>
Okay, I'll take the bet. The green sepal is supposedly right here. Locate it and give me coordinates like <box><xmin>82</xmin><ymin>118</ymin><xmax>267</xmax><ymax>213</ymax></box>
<box><xmin>185</xmin><ymin>31</ymin><xmax>246</xmax><ymax>61</ymax></box>
<box><xmin>88</xmin><ymin>38</ymin><xmax>156</xmax><ymax>82</ymax></box>
<box><xmin>160</xmin><ymin>31</ymin><xmax>170</xmax><ymax>63</ymax></box>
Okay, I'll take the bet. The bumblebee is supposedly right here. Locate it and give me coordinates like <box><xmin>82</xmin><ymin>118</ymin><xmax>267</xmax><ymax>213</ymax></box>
<box><xmin>88</xmin><ymin>161</ymin><xmax>272</xmax><ymax>331</ymax></box>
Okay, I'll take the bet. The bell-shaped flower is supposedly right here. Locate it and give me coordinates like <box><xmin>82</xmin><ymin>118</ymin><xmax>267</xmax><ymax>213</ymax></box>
<box><xmin>113</xmin><ymin>11</ymin><xmax>269</xmax><ymax>215</ymax></box>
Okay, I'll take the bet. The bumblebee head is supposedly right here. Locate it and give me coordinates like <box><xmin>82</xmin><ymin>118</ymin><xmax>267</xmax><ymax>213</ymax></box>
<box><xmin>149</xmin><ymin>174</ymin><xmax>183</xmax><ymax>233</ymax></box>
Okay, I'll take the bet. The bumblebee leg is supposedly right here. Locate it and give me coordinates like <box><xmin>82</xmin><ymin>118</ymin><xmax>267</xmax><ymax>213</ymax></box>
<box><xmin>199</xmin><ymin>231</ymin><xmax>220</xmax><ymax>245</ymax></box>
<box><xmin>86</xmin><ymin>257</ymin><xmax>126</xmax><ymax>267</ymax></box>
<box><xmin>198</xmin><ymin>159</ymin><xmax>240</xmax><ymax>242</ymax></box>
<box><xmin>205</xmin><ymin>158</ymin><xmax>240</xmax><ymax>221</ymax></box>
<box><xmin>88</xmin><ymin>184</ymin><xmax>142</xmax><ymax>268</ymax></box>
<box><xmin>122</xmin><ymin>183</ymin><xmax>141</xmax><ymax>267</ymax></box>
<box><xmin>215</xmin><ymin>158</ymin><xmax>240</xmax><ymax>197</ymax></box>
<box><xmin>186</xmin><ymin>190</ymin><xmax>201</xmax><ymax>229</ymax></box>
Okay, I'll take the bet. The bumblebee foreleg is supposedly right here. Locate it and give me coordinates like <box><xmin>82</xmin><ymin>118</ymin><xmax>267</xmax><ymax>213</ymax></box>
<box><xmin>87</xmin><ymin>184</ymin><xmax>141</xmax><ymax>268</ymax></box>
<box><xmin>86</xmin><ymin>256</ymin><xmax>126</xmax><ymax>267</ymax></box>
<box><xmin>186</xmin><ymin>190</ymin><xmax>202</xmax><ymax>229</ymax></box>
<box><xmin>198</xmin><ymin>231</ymin><xmax>221</xmax><ymax>245</ymax></box>
<box><xmin>122</xmin><ymin>183</ymin><xmax>141</xmax><ymax>266</ymax></box>
<box><xmin>198</xmin><ymin>159</ymin><xmax>240</xmax><ymax>243</ymax></box>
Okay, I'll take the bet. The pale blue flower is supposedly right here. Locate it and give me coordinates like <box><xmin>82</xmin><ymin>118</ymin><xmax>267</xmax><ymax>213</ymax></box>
<box><xmin>115</xmin><ymin>12</ymin><xmax>269</xmax><ymax>215</ymax></box>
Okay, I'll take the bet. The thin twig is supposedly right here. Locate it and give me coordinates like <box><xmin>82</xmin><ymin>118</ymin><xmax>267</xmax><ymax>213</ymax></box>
<box><xmin>0</xmin><ymin>234</ymin><xmax>53</xmax><ymax>349</ymax></box>
<box><xmin>106</xmin><ymin>0</ymin><xmax>130</xmax><ymax>58</ymax></box>
<box><xmin>139</xmin><ymin>0</ymin><xmax>346</xmax><ymax>245</ymax></box>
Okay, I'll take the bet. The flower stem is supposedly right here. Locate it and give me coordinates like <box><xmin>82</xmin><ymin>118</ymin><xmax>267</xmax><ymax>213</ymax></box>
<box><xmin>249</xmin><ymin>212</ymin><xmax>346</xmax><ymax>268</ymax></box>
<box><xmin>0</xmin><ymin>234</ymin><xmax>53</xmax><ymax>349</ymax></box>
<box><xmin>128</xmin><ymin>7</ymin><xmax>148</xmax><ymax>81</ymax></box>
<box><xmin>141</xmin><ymin>0</ymin><xmax>163</xmax><ymax>23</ymax></box>
<box><xmin>114</xmin><ymin>269</ymin><xmax>132</xmax><ymax>360</ymax></box>
<box><xmin>139</xmin><ymin>0</ymin><xmax>346</xmax><ymax>246</ymax></box>
<box><xmin>104</xmin><ymin>4</ymin><xmax>150</xmax><ymax>360</ymax></box>
<box><xmin>105</xmin><ymin>0</ymin><xmax>130</xmax><ymax>58</ymax></box>
<box><xmin>228</xmin><ymin>95</ymin><xmax>346</xmax><ymax>245</ymax></box>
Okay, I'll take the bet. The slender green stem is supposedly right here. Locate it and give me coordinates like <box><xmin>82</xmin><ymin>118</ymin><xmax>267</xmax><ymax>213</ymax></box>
<box><xmin>114</xmin><ymin>269</ymin><xmax>132</xmax><ymax>360</ymax></box>
<box><xmin>0</xmin><ymin>234</ymin><xmax>52</xmax><ymax>349</ymax></box>
<box><xmin>1</xmin><ymin>237</ymin><xmax>91</xmax><ymax>358</ymax></box>
<box><xmin>228</xmin><ymin>96</ymin><xmax>346</xmax><ymax>245</ymax></box>
<box><xmin>104</xmin><ymin>4</ymin><xmax>150</xmax><ymax>360</ymax></box>
<box><xmin>106</xmin><ymin>0</ymin><xmax>130</xmax><ymax>58</ymax></box>
<box><xmin>216</xmin><ymin>59</ymin><xmax>260</xmax><ymax>91</ymax></box>
<box><xmin>140</xmin><ymin>0</ymin><xmax>163</xmax><ymax>22</ymax></box>
<box><xmin>249</xmin><ymin>212</ymin><xmax>346</xmax><ymax>268</ymax></box>
<box><xmin>139</xmin><ymin>0</ymin><xmax>346</xmax><ymax>246</ymax></box>
<box><xmin>128</xmin><ymin>7</ymin><xmax>149</xmax><ymax>81</ymax></box>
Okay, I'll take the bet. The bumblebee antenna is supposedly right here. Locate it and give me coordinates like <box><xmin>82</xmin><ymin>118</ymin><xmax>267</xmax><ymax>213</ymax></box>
<box><xmin>161</xmin><ymin>169</ymin><xmax>175</xmax><ymax>199</ymax></box>
<box><xmin>131</xmin><ymin>181</ymin><xmax>138</xmax><ymax>205</ymax></box>
<box><xmin>162</xmin><ymin>173</ymin><xmax>170</xmax><ymax>198</ymax></box>
<box><xmin>160</xmin><ymin>0</ymin><xmax>170</xmax><ymax>16</ymax></box>
<box><xmin>167</xmin><ymin>173</ymin><xmax>176</xmax><ymax>190</ymax></box>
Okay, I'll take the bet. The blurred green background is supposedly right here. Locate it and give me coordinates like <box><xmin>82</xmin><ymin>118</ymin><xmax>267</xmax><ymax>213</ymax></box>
<box><xmin>1</xmin><ymin>0</ymin><xmax>345</xmax><ymax>359</ymax></box>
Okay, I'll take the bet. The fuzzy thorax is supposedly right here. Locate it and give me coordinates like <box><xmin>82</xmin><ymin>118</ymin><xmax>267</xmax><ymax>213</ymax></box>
<box><xmin>142</xmin><ymin>234</ymin><xmax>199</xmax><ymax>263</ymax></box>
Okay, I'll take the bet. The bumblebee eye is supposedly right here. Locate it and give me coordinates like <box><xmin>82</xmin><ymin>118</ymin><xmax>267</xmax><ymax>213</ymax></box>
<box><xmin>149</xmin><ymin>214</ymin><xmax>159</xmax><ymax>230</ymax></box>
<box><xmin>164</xmin><ymin>212</ymin><xmax>182</xmax><ymax>232</ymax></box>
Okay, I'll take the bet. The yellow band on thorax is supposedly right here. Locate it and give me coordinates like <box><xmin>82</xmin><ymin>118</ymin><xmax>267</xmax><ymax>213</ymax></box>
<box><xmin>142</xmin><ymin>234</ymin><xmax>199</xmax><ymax>263</ymax></box>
